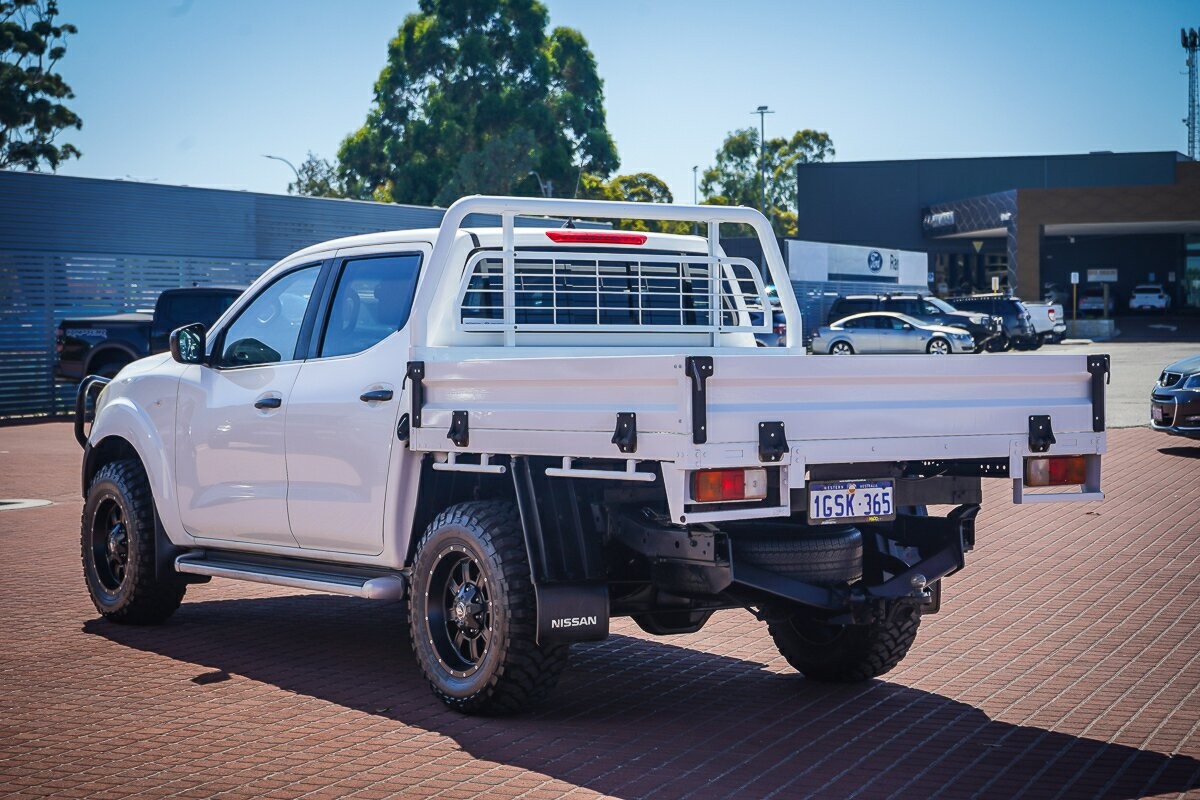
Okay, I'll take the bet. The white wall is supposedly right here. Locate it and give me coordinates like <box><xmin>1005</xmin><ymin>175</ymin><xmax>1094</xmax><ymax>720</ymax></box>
<box><xmin>787</xmin><ymin>240</ymin><xmax>928</xmax><ymax>287</ymax></box>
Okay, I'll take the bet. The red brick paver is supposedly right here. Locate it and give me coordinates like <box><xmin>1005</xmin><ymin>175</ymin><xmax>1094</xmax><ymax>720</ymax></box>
<box><xmin>0</xmin><ymin>423</ymin><xmax>1198</xmax><ymax>799</ymax></box>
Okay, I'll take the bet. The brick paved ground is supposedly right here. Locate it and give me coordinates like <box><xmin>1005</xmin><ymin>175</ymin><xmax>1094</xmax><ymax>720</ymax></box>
<box><xmin>0</xmin><ymin>422</ymin><xmax>1197</xmax><ymax>799</ymax></box>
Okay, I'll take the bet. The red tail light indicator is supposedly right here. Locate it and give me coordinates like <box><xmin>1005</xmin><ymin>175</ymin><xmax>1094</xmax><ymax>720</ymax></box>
<box><xmin>545</xmin><ymin>230</ymin><xmax>648</xmax><ymax>245</ymax></box>
<box><xmin>692</xmin><ymin>468</ymin><xmax>768</xmax><ymax>503</ymax></box>
<box><xmin>1024</xmin><ymin>455</ymin><xmax>1087</xmax><ymax>487</ymax></box>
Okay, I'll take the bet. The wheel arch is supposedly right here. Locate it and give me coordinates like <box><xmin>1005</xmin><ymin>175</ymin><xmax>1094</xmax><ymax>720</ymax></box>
<box><xmin>829</xmin><ymin>337</ymin><xmax>855</xmax><ymax>353</ymax></box>
<box><xmin>83</xmin><ymin>344</ymin><xmax>139</xmax><ymax>375</ymax></box>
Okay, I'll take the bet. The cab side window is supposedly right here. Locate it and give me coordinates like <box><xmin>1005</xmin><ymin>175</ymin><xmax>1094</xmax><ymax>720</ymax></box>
<box><xmin>217</xmin><ymin>266</ymin><xmax>320</xmax><ymax>368</ymax></box>
<box><xmin>320</xmin><ymin>253</ymin><xmax>421</xmax><ymax>358</ymax></box>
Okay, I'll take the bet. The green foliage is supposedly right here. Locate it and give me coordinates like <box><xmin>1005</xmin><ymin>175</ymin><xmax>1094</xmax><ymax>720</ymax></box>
<box><xmin>0</xmin><ymin>0</ymin><xmax>80</xmax><ymax>170</ymax></box>
<box><xmin>700</xmin><ymin>127</ymin><xmax>834</xmax><ymax>236</ymax></box>
<box><xmin>338</xmin><ymin>0</ymin><xmax>619</xmax><ymax>206</ymax></box>
<box><xmin>289</xmin><ymin>152</ymin><xmax>350</xmax><ymax>198</ymax></box>
<box><xmin>576</xmin><ymin>171</ymin><xmax>690</xmax><ymax>234</ymax></box>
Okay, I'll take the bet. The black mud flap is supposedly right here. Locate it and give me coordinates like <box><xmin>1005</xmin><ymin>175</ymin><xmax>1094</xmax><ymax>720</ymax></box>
<box><xmin>536</xmin><ymin>583</ymin><xmax>609</xmax><ymax>644</ymax></box>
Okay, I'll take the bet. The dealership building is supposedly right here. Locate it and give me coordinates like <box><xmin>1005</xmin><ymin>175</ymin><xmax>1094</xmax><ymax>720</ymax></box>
<box><xmin>794</xmin><ymin>151</ymin><xmax>1200</xmax><ymax>311</ymax></box>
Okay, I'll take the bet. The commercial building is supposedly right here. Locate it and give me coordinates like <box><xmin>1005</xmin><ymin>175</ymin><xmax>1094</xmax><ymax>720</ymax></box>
<box><xmin>795</xmin><ymin>151</ymin><xmax>1200</xmax><ymax>310</ymax></box>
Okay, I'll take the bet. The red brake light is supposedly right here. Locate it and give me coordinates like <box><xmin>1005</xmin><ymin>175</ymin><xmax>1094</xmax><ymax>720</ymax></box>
<box><xmin>545</xmin><ymin>230</ymin><xmax>647</xmax><ymax>245</ymax></box>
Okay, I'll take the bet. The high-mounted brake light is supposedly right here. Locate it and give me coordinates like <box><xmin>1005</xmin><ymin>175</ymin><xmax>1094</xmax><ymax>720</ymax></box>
<box><xmin>692</xmin><ymin>468</ymin><xmax>768</xmax><ymax>503</ymax></box>
<box><xmin>1024</xmin><ymin>455</ymin><xmax>1087</xmax><ymax>487</ymax></box>
<box><xmin>545</xmin><ymin>230</ymin><xmax>648</xmax><ymax>245</ymax></box>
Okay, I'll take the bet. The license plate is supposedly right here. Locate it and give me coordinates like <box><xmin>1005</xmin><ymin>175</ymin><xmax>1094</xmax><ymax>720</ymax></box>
<box><xmin>808</xmin><ymin>479</ymin><xmax>895</xmax><ymax>524</ymax></box>
<box><xmin>1152</xmin><ymin>405</ymin><xmax>1163</xmax><ymax>422</ymax></box>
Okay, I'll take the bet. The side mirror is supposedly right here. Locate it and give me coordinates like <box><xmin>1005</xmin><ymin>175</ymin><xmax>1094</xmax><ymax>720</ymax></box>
<box><xmin>902</xmin><ymin>323</ymin><xmax>913</xmax><ymax>330</ymax></box>
<box><xmin>169</xmin><ymin>323</ymin><xmax>207</xmax><ymax>365</ymax></box>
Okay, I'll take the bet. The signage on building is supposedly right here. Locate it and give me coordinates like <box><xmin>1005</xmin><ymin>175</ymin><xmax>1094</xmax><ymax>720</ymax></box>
<box><xmin>787</xmin><ymin>240</ymin><xmax>927</xmax><ymax>286</ymax></box>
<box><xmin>1087</xmin><ymin>268</ymin><xmax>1118</xmax><ymax>283</ymax></box>
<box><xmin>922</xmin><ymin>210</ymin><xmax>956</xmax><ymax>232</ymax></box>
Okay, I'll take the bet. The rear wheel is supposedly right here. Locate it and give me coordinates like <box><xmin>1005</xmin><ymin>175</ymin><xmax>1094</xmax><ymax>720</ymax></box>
<box><xmin>409</xmin><ymin>501</ymin><xmax>569</xmax><ymax>715</ymax></box>
<box><xmin>926</xmin><ymin>338</ymin><xmax>950</xmax><ymax>355</ymax></box>
<box><xmin>986</xmin><ymin>334</ymin><xmax>1010</xmax><ymax>352</ymax></box>
<box><xmin>81</xmin><ymin>459</ymin><xmax>186</xmax><ymax>624</ymax></box>
<box><xmin>768</xmin><ymin>607</ymin><xmax>920</xmax><ymax>682</ymax></box>
<box><xmin>830</xmin><ymin>341</ymin><xmax>854</xmax><ymax>355</ymax></box>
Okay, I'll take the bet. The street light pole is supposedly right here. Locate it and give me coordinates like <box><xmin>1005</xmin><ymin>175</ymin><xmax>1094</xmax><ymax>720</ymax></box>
<box><xmin>528</xmin><ymin>171</ymin><xmax>552</xmax><ymax>198</ymax></box>
<box><xmin>752</xmin><ymin>105</ymin><xmax>774</xmax><ymax>218</ymax></box>
<box><xmin>692</xmin><ymin>165</ymin><xmax>698</xmax><ymax>204</ymax></box>
<box><xmin>263</xmin><ymin>154</ymin><xmax>300</xmax><ymax>191</ymax></box>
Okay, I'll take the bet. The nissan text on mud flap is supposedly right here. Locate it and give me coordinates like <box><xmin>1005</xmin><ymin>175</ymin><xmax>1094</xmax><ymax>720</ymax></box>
<box><xmin>75</xmin><ymin>196</ymin><xmax>1108</xmax><ymax>714</ymax></box>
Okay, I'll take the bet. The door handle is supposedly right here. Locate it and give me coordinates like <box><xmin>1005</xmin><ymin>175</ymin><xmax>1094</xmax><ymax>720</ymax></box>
<box><xmin>254</xmin><ymin>397</ymin><xmax>282</xmax><ymax>409</ymax></box>
<box><xmin>359</xmin><ymin>389</ymin><xmax>394</xmax><ymax>403</ymax></box>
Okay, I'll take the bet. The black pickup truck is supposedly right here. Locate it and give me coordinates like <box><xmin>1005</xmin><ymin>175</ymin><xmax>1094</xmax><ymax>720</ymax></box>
<box><xmin>55</xmin><ymin>287</ymin><xmax>242</xmax><ymax>381</ymax></box>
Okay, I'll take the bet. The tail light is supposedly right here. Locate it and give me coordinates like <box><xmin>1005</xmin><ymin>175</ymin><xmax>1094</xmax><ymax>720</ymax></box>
<box><xmin>1024</xmin><ymin>456</ymin><xmax>1087</xmax><ymax>486</ymax></box>
<box><xmin>692</xmin><ymin>468</ymin><xmax>768</xmax><ymax>503</ymax></box>
<box><xmin>773</xmin><ymin>323</ymin><xmax>786</xmax><ymax>336</ymax></box>
<box><xmin>1048</xmin><ymin>308</ymin><xmax>1056</xmax><ymax>322</ymax></box>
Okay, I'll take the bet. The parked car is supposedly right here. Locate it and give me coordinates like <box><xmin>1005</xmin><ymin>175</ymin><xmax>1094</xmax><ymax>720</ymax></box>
<box><xmin>1025</xmin><ymin>301</ymin><xmax>1066</xmax><ymax>344</ymax></box>
<box><xmin>1150</xmin><ymin>355</ymin><xmax>1200</xmax><ymax>439</ymax></box>
<box><xmin>749</xmin><ymin>285</ymin><xmax>787</xmax><ymax>346</ymax></box>
<box><xmin>812</xmin><ymin>311</ymin><xmax>975</xmax><ymax>354</ymax></box>
<box><xmin>1077</xmin><ymin>285</ymin><xmax>1115</xmax><ymax>317</ymax></box>
<box><xmin>750</xmin><ymin>308</ymin><xmax>788</xmax><ymax>347</ymax></box>
<box><xmin>826</xmin><ymin>293</ymin><xmax>1000</xmax><ymax>352</ymax></box>
<box><xmin>1128</xmin><ymin>284</ymin><xmax>1171</xmax><ymax>312</ymax></box>
<box><xmin>56</xmin><ymin>287</ymin><xmax>243</xmax><ymax>381</ymax></box>
<box><xmin>946</xmin><ymin>294</ymin><xmax>1039</xmax><ymax>351</ymax></box>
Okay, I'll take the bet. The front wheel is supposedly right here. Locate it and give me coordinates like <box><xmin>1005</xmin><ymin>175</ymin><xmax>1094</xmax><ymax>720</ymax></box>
<box><xmin>767</xmin><ymin>607</ymin><xmax>920</xmax><ymax>682</ymax></box>
<box><xmin>81</xmin><ymin>459</ymin><xmax>186</xmax><ymax>624</ymax></box>
<box><xmin>926</xmin><ymin>338</ymin><xmax>950</xmax><ymax>355</ymax></box>
<box><xmin>409</xmin><ymin>501</ymin><xmax>569</xmax><ymax>715</ymax></box>
<box><xmin>986</xmin><ymin>334</ymin><xmax>1010</xmax><ymax>352</ymax></box>
<box><xmin>830</xmin><ymin>341</ymin><xmax>854</xmax><ymax>355</ymax></box>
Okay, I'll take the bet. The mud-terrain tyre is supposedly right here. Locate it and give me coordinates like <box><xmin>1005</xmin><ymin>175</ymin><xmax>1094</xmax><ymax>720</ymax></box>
<box><xmin>82</xmin><ymin>459</ymin><xmax>186</xmax><ymax>624</ymax></box>
<box><xmin>730</xmin><ymin>526</ymin><xmax>863</xmax><ymax>585</ymax></box>
<box><xmin>409</xmin><ymin>501</ymin><xmax>570</xmax><ymax>715</ymax></box>
<box><xmin>768</xmin><ymin>608</ymin><xmax>921</xmax><ymax>682</ymax></box>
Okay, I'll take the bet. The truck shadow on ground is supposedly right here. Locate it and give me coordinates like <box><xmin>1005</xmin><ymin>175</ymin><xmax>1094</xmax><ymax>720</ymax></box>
<box><xmin>85</xmin><ymin>594</ymin><xmax>1200</xmax><ymax>800</ymax></box>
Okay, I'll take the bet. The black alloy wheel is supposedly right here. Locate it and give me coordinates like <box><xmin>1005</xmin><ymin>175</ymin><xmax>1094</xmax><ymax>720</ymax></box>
<box><xmin>427</xmin><ymin>547</ymin><xmax>492</xmax><ymax>677</ymax></box>
<box><xmin>90</xmin><ymin>496</ymin><xmax>130</xmax><ymax>592</ymax></box>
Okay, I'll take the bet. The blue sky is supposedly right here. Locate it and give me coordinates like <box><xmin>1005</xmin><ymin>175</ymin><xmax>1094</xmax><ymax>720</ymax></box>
<box><xmin>56</xmin><ymin>0</ymin><xmax>1197</xmax><ymax>202</ymax></box>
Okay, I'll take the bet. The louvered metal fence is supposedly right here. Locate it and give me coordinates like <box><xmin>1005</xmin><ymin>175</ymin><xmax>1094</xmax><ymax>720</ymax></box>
<box><xmin>0</xmin><ymin>172</ymin><xmax>456</xmax><ymax>418</ymax></box>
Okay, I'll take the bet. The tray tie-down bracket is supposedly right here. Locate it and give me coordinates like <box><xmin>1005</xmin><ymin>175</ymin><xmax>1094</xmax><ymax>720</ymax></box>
<box><xmin>1028</xmin><ymin>415</ymin><xmax>1055</xmax><ymax>453</ymax></box>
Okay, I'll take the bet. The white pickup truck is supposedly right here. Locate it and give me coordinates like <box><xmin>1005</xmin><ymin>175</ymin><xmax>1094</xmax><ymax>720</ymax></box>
<box><xmin>1026</xmin><ymin>300</ymin><xmax>1067</xmax><ymax>345</ymax></box>
<box><xmin>76</xmin><ymin>197</ymin><xmax>1109</xmax><ymax>714</ymax></box>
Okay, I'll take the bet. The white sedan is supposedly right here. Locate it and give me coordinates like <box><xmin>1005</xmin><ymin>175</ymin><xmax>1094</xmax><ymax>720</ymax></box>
<box><xmin>812</xmin><ymin>312</ymin><xmax>975</xmax><ymax>355</ymax></box>
<box><xmin>1128</xmin><ymin>284</ymin><xmax>1171</xmax><ymax>312</ymax></box>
